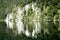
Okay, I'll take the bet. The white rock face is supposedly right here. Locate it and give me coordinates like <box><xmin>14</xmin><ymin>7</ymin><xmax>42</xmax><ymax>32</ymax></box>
<box><xmin>5</xmin><ymin>7</ymin><xmax>24</xmax><ymax>34</ymax></box>
<box><xmin>5</xmin><ymin>3</ymin><xmax>41</xmax><ymax>37</ymax></box>
<box><xmin>25</xmin><ymin>4</ymin><xmax>30</xmax><ymax>11</ymax></box>
<box><xmin>16</xmin><ymin>7</ymin><xmax>24</xmax><ymax>34</ymax></box>
<box><xmin>5</xmin><ymin>13</ymin><xmax>13</xmax><ymax>29</ymax></box>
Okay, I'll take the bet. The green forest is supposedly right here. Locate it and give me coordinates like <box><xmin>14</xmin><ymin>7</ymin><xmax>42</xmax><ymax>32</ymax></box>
<box><xmin>0</xmin><ymin>0</ymin><xmax>60</xmax><ymax>40</ymax></box>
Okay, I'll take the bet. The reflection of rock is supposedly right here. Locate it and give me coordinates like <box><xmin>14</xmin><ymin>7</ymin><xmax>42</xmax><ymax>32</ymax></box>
<box><xmin>5</xmin><ymin>13</ymin><xmax>13</xmax><ymax>29</ymax></box>
<box><xmin>25</xmin><ymin>29</ymin><xmax>30</xmax><ymax>37</ymax></box>
<box><xmin>5</xmin><ymin>7</ymin><xmax>24</xmax><ymax>34</ymax></box>
<box><xmin>23</xmin><ymin>3</ymin><xmax>41</xmax><ymax>37</ymax></box>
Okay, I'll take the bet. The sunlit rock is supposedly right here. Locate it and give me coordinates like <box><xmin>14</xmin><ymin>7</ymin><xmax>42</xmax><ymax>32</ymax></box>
<box><xmin>25</xmin><ymin>4</ymin><xmax>30</xmax><ymax>11</ymax></box>
<box><xmin>5</xmin><ymin>3</ymin><xmax>47</xmax><ymax>37</ymax></box>
<box><xmin>16</xmin><ymin>7</ymin><xmax>24</xmax><ymax>34</ymax></box>
<box><xmin>5</xmin><ymin>13</ymin><xmax>13</xmax><ymax>29</ymax></box>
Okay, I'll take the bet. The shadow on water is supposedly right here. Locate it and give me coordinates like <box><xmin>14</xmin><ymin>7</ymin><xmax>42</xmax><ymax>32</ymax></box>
<box><xmin>0</xmin><ymin>21</ymin><xmax>7</xmax><ymax>33</ymax></box>
<box><xmin>0</xmin><ymin>21</ymin><xmax>15</xmax><ymax>40</ymax></box>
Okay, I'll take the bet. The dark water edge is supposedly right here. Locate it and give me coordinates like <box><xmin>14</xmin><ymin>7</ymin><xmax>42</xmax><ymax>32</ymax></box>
<box><xmin>0</xmin><ymin>21</ymin><xmax>60</xmax><ymax>40</ymax></box>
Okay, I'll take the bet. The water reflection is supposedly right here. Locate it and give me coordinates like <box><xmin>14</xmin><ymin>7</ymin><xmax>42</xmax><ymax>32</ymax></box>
<box><xmin>0</xmin><ymin>21</ymin><xmax>7</xmax><ymax>33</ymax></box>
<box><xmin>0</xmin><ymin>20</ymin><xmax>59</xmax><ymax>38</ymax></box>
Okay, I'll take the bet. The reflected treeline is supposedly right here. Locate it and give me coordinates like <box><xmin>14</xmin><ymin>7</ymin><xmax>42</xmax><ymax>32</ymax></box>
<box><xmin>0</xmin><ymin>20</ymin><xmax>60</xmax><ymax>40</ymax></box>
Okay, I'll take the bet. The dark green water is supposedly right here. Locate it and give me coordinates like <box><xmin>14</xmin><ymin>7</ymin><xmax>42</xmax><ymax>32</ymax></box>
<box><xmin>0</xmin><ymin>20</ymin><xmax>59</xmax><ymax>40</ymax></box>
